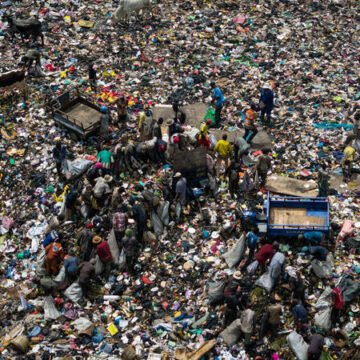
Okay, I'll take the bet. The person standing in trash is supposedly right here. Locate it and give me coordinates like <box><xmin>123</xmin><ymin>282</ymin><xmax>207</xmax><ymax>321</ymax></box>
<box><xmin>260</xmin><ymin>297</ymin><xmax>282</xmax><ymax>340</ymax></box>
<box><xmin>92</xmin><ymin>235</ymin><xmax>113</xmax><ymax>279</ymax></box>
<box><xmin>291</xmin><ymin>299</ymin><xmax>308</xmax><ymax>334</ymax></box>
<box><xmin>21</xmin><ymin>47</ymin><xmax>41</xmax><ymax>73</ymax></box>
<box><xmin>97</xmin><ymin>146</ymin><xmax>114</xmax><ymax>174</ymax></box>
<box><xmin>317</xmin><ymin>162</ymin><xmax>330</xmax><ymax>197</ymax></box>
<box><xmin>331</xmin><ymin>284</ymin><xmax>344</xmax><ymax>326</ymax></box>
<box><xmin>116</xmin><ymin>95</ymin><xmax>128</xmax><ymax>128</ymax></box>
<box><xmin>289</xmin><ymin>272</ymin><xmax>306</xmax><ymax>306</ymax></box>
<box><xmin>45</xmin><ymin>240</ymin><xmax>65</xmax><ymax>276</ymax></box>
<box><xmin>225</xmin><ymin>161</ymin><xmax>240</xmax><ymax>199</ymax></box>
<box><xmin>341</xmin><ymin>144</ymin><xmax>355</xmax><ymax>182</ymax></box>
<box><xmin>78</xmin><ymin>258</ymin><xmax>95</xmax><ymax>298</ymax></box>
<box><xmin>234</xmin><ymin>135</ymin><xmax>250</xmax><ymax>164</ymax></box>
<box><xmin>308</xmin><ymin>333</ymin><xmax>325</xmax><ymax>360</ymax></box>
<box><xmin>210</xmin><ymin>81</ymin><xmax>225</xmax><ymax>127</ymax></box>
<box><xmin>301</xmin><ymin>245</ymin><xmax>329</xmax><ymax>261</ymax></box>
<box><xmin>99</xmin><ymin>105</ymin><xmax>111</xmax><ymax>139</ymax></box>
<box><xmin>298</xmin><ymin>231</ymin><xmax>325</xmax><ymax>245</ymax></box>
<box><xmin>197</xmin><ymin>120</ymin><xmax>212</xmax><ymax>148</ymax></box>
<box><xmin>214</xmin><ymin>134</ymin><xmax>232</xmax><ymax>172</ymax></box>
<box><xmin>131</xmin><ymin>200</ymin><xmax>146</xmax><ymax>242</ymax></box>
<box><xmin>88</xmin><ymin>63</ymin><xmax>96</xmax><ymax>92</ymax></box>
<box><xmin>121</xmin><ymin>228</ymin><xmax>139</xmax><ymax>272</ymax></box>
<box><xmin>255</xmin><ymin>149</ymin><xmax>272</xmax><ymax>189</ymax></box>
<box><xmin>112</xmin><ymin>205</ymin><xmax>127</xmax><ymax>246</ymax></box>
<box><xmin>255</xmin><ymin>241</ymin><xmax>277</xmax><ymax>272</ymax></box>
<box><xmin>174</xmin><ymin>172</ymin><xmax>187</xmax><ymax>224</ymax></box>
<box><xmin>223</xmin><ymin>271</ymin><xmax>243</xmax><ymax>325</ymax></box>
<box><xmin>243</xmin><ymin>103</ymin><xmax>258</xmax><ymax>144</ymax></box>
<box><xmin>269</xmin><ymin>248</ymin><xmax>286</xmax><ymax>290</ymax></box>
<box><xmin>77</xmin><ymin>222</ymin><xmax>94</xmax><ymax>261</ymax></box>
<box><xmin>63</xmin><ymin>249</ymin><xmax>79</xmax><ymax>283</ymax></box>
<box><xmin>244</xmin><ymin>228</ymin><xmax>259</xmax><ymax>267</ymax></box>
<box><xmin>52</xmin><ymin>140</ymin><xmax>67</xmax><ymax>176</ymax></box>
<box><xmin>259</xmin><ymin>83</ymin><xmax>274</xmax><ymax>124</ymax></box>
<box><xmin>92</xmin><ymin>174</ymin><xmax>113</xmax><ymax>210</ymax></box>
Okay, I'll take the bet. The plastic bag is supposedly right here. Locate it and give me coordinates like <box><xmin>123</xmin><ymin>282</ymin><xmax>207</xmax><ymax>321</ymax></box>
<box><xmin>157</xmin><ymin>201</ymin><xmax>170</xmax><ymax>226</ymax></box>
<box><xmin>287</xmin><ymin>331</ymin><xmax>309</xmax><ymax>360</ymax></box>
<box><xmin>247</xmin><ymin>260</ymin><xmax>259</xmax><ymax>275</ymax></box>
<box><xmin>64</xmin><ymin>158</ymin><xmax>94</xmax><ymax>180</ymax></box>
<box><xmin>220</xmin><ymin>319</ymin><xmax>242</xmax><ymax>346</ymax></box>
<box><xmin>64</xmin><ymin>282</ymin><xmax>83</xmax><ymax>303</ymax></box>
<box><xmin>95</xmin><ymin>255</ymin><xmax>104</xmax><ymax>275</ymax></box>
<box><xmin>53</xmin><ymin>265</ymin><xmax>66</xmax><ymax>283</ymax></box>
<box><xmin>35</xmin><ymin>250</ymin><xmax>46</xmax><ymax>277</ymax></box>
<box><xmin>314</xmin><ymin>307</ymin><xmax>332</xmax><ymax>331</ymax></box>
<box><xmin>255</xmin><ymin>271</ymin><xmax>273</xmax><ymax>292</ymax></box>
<box><xmin>204</xmin><ymin>107</ymin><xmax>216</xmax><ymax>125</ymax></box>
<box><xmin>207</xmin><ymin>279</ymin><xmax>225</xmax><ymax>305</ymax></box>
<box><xmin>118</xmin><ymin>248</ymin><xmax>126</xmax><ymax>271</ymax></box>
<box><xmin>208</xmin><ymin>133</ymin><xmax>217</xmax><ymax>149</ymax></box>
<box><xmin>43</xmin><ymin>296</ymin><xmax>62</xmax><ymax>320</ymax></box>
<box><xmin>311</xmin><ymin>259</ymin><xmax>332</xmax><ymax>279</ymax></box>
<box><xmin>151</xmin><ymin>210</ymin><xmax>164</xmax><ymax>236</ymax></box>
<box><xmin>315</xmin><ymin>287</ymin><xmax>333</xmax><ymax>310</ymax></box>
<box><xmin>223</xmin><ymin>234</ymin><xmax>246</xmax><ymax>268</ymax></box>
<box><xmin>107</xmin><ymin>229</ymin><xmax>120</xmax><ymax>265</ymax></box>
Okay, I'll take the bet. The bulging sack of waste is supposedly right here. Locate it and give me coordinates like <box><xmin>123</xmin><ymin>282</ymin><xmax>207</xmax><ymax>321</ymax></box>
<box><xmin>314</xmin><ymin>307</ymin><xmax>332</xmax><ymax>331</ymax></box>
<box><xmin>223</xmin><ymin>234</ymin><xmax>246</xmax><ymax>268</ymax></box>
<box><xmin>53</xmin><ymin>265</ymin><xmax>66</xmax><ymax>283</ymax></box>
<box><xmin>10</xmin><ymin>335</ymin><xmax>29</xmax><ymax>353</ymax></box>
<box><xmin>287</xmin><ymin>331</ymin><xmax>309</xmax><ymax>360</ymax></box>
<box><xmin>311</xmin><ymin>259</ymin><xmax>332</xmax><ymax>279</ymax></box>
<box><xmin>118</xmin><ymin>248</ymin><xmax>126</xmax><ymax>271</ymax></box>
<box><xmin>315</xmin><ymin>287</ymin><xmax>333</xmax><ymax>310</ymax></box>
<box><xmin>64</xmin><ymin>282</ymin><xmax>83</xmax><ymax>303</ymax></box>
<box><xmin>151</xmin><ymin>210</ymin><xmax>163</xmax><ymax>236</ymax></box>
<box><xmin>44</xmin><ymin>296</ymin><xmax>62</xmax><ymax>320</ymax></box>
<box><xmin>95</xmin><ymin>255</ymin><xmax>104</xmax><ymax>275</ymax></box>
<box><xmin>247</xmin><ymin>260</ymin><xmax>259</xmax><ymax>274</ymax></box>
<box><xmin>35</xmin><ymin>250</ymin><xmax>47</xmax><ymax>277</ymax></box>
<box><xmin>220</xmin><ymin>319</ymin><xmax>242</xmax><ymax>346</ymax></box>
<box><xmin>108</xmin><ymin>229</ymin><xmax>120</xmax><ymax>265</ymax></box>
<box><xmin>255</xmin><ymin>271</ymin><xmax>273</xmax><ymax>292</ymax></box>
<box><xmin>207</xmin><ymin>279</ymin><xmax>225</xmax><ymax>305</ymax></box>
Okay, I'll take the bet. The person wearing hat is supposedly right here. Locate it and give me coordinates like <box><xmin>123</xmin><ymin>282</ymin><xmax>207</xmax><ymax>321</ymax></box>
<box><xmin>210</xmin><ymin>81</ymin><xmax>225</xmax><ymax>127</ymax></box>
<box><xmin>52</xmin><ymin>141</ymin><xmax>67</xmax><ymax>177</ymax></box>
<box><xmin>78</xmin><ymin>258</ymin><xmax>96</xmax><ymax>298</ymax></box>
<box><xmin>174</xmin><ymin>172</ymin><xmax>187</xmax><ymax>223</ymax></box>
<box><xmin>223</xmin><ymin>271</ymin><xmax>243</xmax><ymax>325</ymax></box>
<box><xmin>93</xmin><ymin>236</ymin><xmax>113</xmax><ymax>279</ymax></box>
<box><xmin>97</xmin><ymin>146</ymin><xmax>114</xmax><ymax>171</ymax></box>
<box><xmin>259</xmin><ymin>83</ymin><xmax>274</xmax><ymax>125</ymax></box>
<box><xmin>121</xmin><ymin>228</ymin><xmax>139</xmax><ymax>272</ymax></box>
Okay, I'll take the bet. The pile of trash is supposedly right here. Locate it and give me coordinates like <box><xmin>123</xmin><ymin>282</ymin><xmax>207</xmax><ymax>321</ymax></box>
<box><xmin>0</xmin><ymin>0</ymin><xmax>359</xmax><ymax>359</ymax></box>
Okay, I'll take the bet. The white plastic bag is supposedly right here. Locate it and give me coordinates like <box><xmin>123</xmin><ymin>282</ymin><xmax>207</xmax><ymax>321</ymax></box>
<box><xmin>53</xmin><ymin>265</ymin><xmax>66</xmax><ymax>283</ymax></box>
<box><xmin>314</xmin><ymin>307</ymin><xmax>332</xmax><ymax>331</ymax></box>
<box><xmin>311</xmin><ymin>259</ymin><xmax>332</xmax><ymax>279</ymax></box>
<box><xmin>247</xmin><ymin>260</ymin><xmax>259</xmax><ymax>275</ymax></box>
<box><xmin>223</xmin><ymin>234</ymin><xmax>246</xmax><ymax>268</ymax></box>
<box><xmin>255</xmin><ymin>272</ymin><xmax>273</xmax><ymax>293</ymax></box>
<box><xmin>220</xmin><ymin>319</ymin><xmax>242</xmax><ymax>346</ymax></box>
<box><xmin>151</xmin><ymin>210</ymin><xmax>164</xmax><ymax>236</ymax></box>
<box><xmin>95</xmin><ymin>255</ymin><xmax>104</xmax><ymax>275</ymax></box>
<box><xmin>43</xmin><ymin>296</ymin><xmax>62</xmax><ymax>320</ymax></box>
<box><xmin>315</xmin><ymin>287</ymin><xmax>333</xmax><ymax>310</ymax></box>
<box><xmin>287</xmin><ymin>331</ymin><xmax>309</xmax><ymax>360</ymax></box>
<box><xmin>118</xmin><ymin>248</ymin><xmax>126</xmax><ymax>271</ymax></box>
<box><xmin>107</xmin><ymin>229</ymin><xmax>120</xmax><ymax>265</ymax></box>
<box><xmin>64</xmin><ymin>282</ymin><xmax>83</xmax><ymax>303</ymax></box>
<box><xmin>35</xmin><ymin>250</ymin><xmax>46</xmax><ymax>277</ymax></box>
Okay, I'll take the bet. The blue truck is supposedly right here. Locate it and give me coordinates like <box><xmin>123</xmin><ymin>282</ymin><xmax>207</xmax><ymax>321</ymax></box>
<box><xmin>265</xmin><ymin>193</ymin><xmax>330</xmax><ymax>238</ymax></box>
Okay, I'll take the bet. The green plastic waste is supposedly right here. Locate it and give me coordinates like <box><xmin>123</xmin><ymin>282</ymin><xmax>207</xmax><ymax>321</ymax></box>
<box><xmin>203</xmin><ymin>107</ymin><xmax>216</xmax><ymax>125</ymax></box>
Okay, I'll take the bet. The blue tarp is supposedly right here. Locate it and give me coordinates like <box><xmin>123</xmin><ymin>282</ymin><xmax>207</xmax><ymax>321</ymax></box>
<box><xmin>313</xmin><ymin>122</ymin><xmax>353</xmax><ymax>131</ymax></box>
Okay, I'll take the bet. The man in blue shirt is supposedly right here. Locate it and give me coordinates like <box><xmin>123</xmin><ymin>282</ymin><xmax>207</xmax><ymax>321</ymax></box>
<box><xmin>298</xmin><ymin>231</ymin><xmax>325</xmax><ymax>245</ymax></box>
<box><xmin>302</xmin><ymin>245</ymin><xmax>329</xmax><ymax>261</ymax></box>
<box><xmin>259</xmin><ymin>83</ymin><xmax>274</xmax><ymax>125</ymax></box>
<box><xmin>210</xmin><ymin>81</ymin><xmax>225</xmax><ymax>127</ymax></box>
<box><xmin>246</xmin><ymin>229</ymin><xmax>259</xmax><ymax>262</ymax></box>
